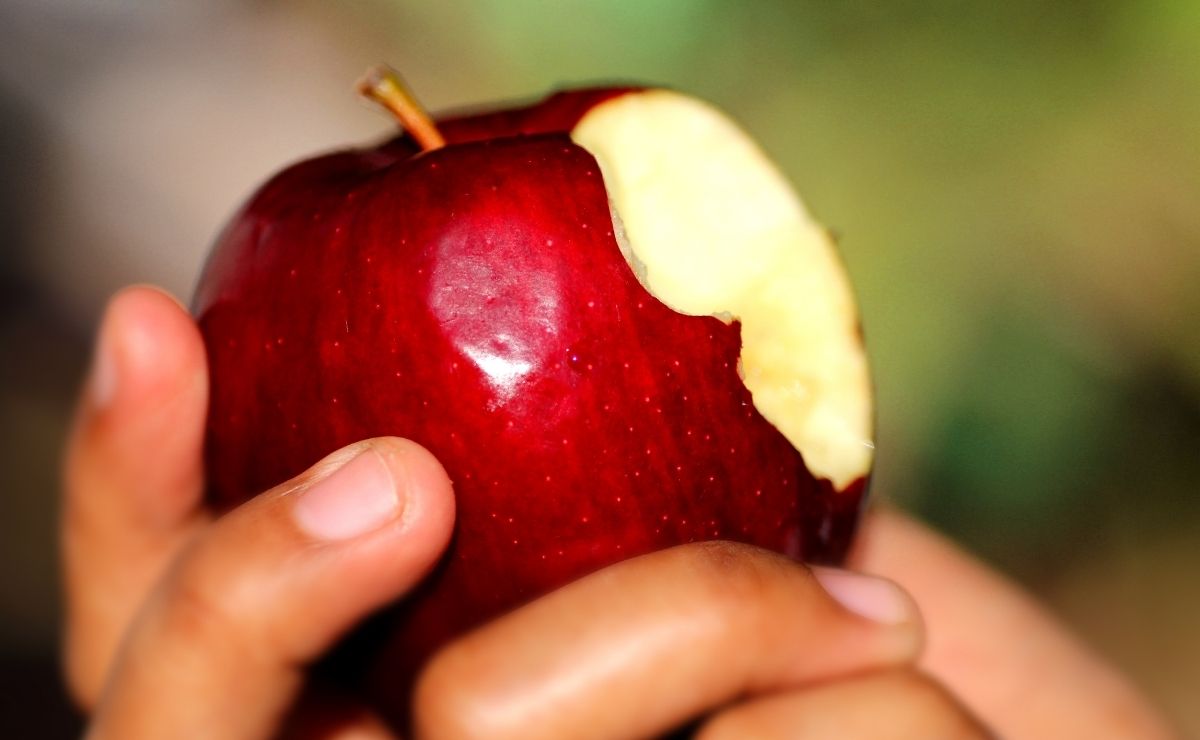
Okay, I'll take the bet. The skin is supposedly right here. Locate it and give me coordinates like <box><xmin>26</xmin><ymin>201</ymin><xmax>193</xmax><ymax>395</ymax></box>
<box><xmin>63</xmin><ymin>286</ymin><xmax>1177</xmax><ymax>739</ymax></box>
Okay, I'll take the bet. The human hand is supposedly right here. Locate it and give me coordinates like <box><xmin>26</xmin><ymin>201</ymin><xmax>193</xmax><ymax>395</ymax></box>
<box><xmin>400</xmin><ymin>510</ymin><xmax>1171</xmax><ymax>734</ymax></box>
<box><xmin>408</xmin><ymin>537</ymin><xmax>990</xmax><ymax>739</ymax></box>
<box><xmin>63</xmin><ymin>287</ymin><xmax>457</xmax><ymax>738</ymax></box>
<box><xmin>848</xmin><ymin>508</ymin><xmax>1176</xmax><ymax>739</ymax></box>
<box><xmin>63</xmin><ymin>286</ymin><xmax>1173</xmax><ymax>739</ymax></box>
<box><xmin>402</xmin><ymin>512</ymin><xmax>1172</xmax><ymax>739</ymax></box>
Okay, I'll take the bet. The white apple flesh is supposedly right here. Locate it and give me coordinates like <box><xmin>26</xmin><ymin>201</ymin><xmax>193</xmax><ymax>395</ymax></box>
<box><xmin>573</xmin><ymin>90</ymin><xmax>873</xmax><ymax>489</ymax></box>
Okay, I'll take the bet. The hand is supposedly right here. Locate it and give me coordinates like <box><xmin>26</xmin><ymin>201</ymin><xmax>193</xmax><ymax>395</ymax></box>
<box><xmin>63</xmin><ymin>286</ymin><xmax>1174</xmax><ymax>739</ymax></box>
<box><xmin>848</xmin><ymin>509</ymin><xmax>1177</xmax><ymax>739</ymax></box>
<box><xmin>403</xmin><ymin>513</ymin><xmax>1171</xmax><ymax>738</ymax></box>
<box><xmin>410</xmin><ymin>539</ymin><xmax>987</xmax><ymax>739</ymax></box>
<box><xmin>410</xmin><ymin>508</ymin><xmax>1173</xmax><ymax>739</ymax></box>
<box><xmin>63</xmin><ymin>287</ymin><xmax>457</xmax><ymax>738</ymax></box>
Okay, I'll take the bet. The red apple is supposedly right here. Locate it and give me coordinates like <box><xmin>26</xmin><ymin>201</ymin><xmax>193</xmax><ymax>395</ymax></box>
<box><xmin>194</xmin><ymin>68</ymin><xmax>874</xmax><ymax>725</ymax></box>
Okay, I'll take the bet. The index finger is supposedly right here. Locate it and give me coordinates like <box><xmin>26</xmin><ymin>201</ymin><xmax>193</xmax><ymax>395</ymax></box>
<box><xmin>413</xmin><ymin>542</ymin><xmax>923</xmax><ymax>740</ymax></box>
<box><xmin>62</xmin><ymin>286</ymin><xmax>211</xmax><ymax>707</ymax></box>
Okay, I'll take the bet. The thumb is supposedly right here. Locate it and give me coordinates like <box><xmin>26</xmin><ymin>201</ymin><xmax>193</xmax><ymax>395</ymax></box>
<box><xmin>86</xmin><ymin>438</ymin><xmax>456</xmax><ymax>740</ymax></box>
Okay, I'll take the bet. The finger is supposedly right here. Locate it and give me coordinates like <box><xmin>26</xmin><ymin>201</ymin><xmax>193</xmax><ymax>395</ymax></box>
<box><xmin>86</xmin><ymin>437</ymin><xmax>456</xmax><ymax>740</ymax></box>
<box><xmin>850</xmin><ymin>509</ymin><xmax>1175</xmax><ymax>739</ymax></box>
<box><xmin>413</xmin><ymin>544</ymin><xmax>923</xmax><ymax>740</ymax></box>
<box><xmin>62</xmin><ymin>286</ymin><xmax>211</xmax><ymax>707</ymax></box>
<box><xmin>696</xmin><ymin>669</ymin><xmax>990</xmax><ymax>740</ymax></box>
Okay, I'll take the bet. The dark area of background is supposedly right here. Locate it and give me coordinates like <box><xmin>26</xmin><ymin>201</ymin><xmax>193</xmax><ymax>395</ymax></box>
<box><xmin>1</xmin><ymin>1</ymin><xmax>1197</xmax><ymax>736</ymax></box>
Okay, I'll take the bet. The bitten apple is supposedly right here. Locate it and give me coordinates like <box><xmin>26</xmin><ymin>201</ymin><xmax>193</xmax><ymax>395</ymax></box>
<box><xmin>194</xmin><ymin>67</ymin><xmax>873</xmax><ymax>725</ymax></box>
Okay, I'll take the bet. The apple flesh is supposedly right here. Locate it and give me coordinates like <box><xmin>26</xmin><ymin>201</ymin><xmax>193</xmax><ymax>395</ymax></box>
<box><xmin>195</xmin><ymin>85</ymin><xmax>873</xmax><ymax>723</ymax></box>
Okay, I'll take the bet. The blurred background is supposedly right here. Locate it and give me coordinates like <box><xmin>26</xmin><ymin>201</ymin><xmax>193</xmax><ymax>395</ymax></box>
<box><xmin>1</xmin><ymin>0</ymin><xmax>1196</xmax><ymax>735</ymax></box>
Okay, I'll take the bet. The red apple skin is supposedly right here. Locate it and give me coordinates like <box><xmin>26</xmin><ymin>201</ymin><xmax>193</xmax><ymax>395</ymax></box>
<box><xmin>194</xmin><ymin>88</ymin><xmax>867</xmax><ymax>724</ymax></box>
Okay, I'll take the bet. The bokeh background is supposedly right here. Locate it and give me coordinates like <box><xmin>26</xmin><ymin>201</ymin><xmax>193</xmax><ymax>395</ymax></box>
<box><xmin>1</xmin><ymin>0</ymin><xmax>1197</xmax><ymax>735</ymax></box>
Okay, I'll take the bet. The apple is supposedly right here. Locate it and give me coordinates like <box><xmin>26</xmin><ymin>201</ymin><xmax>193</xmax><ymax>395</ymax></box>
<box><xmin>194</xmin><ymin>67</ymin><xmax>873</xmax><ymax>725</ymax></box>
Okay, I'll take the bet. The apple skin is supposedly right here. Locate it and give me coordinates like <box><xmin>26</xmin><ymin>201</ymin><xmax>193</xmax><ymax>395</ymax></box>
<box><xmin>195</xmin><ymin>87</ymin><xmax>867</xmax><ymax>723</ymax></box>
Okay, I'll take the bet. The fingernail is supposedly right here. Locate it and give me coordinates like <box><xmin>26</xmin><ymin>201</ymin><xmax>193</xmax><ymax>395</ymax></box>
<box><xmin>293</xmin><ymin>447</ymin><xmax>402</xmax><ymax>541</ymax></box>
<box><xmin>90</xmin><ymin>327</ymin><xmax>118</xmax><ymax>408</ymax></box>
<box><xmin>812</xmin><ymin>567</ymin><xmax>911</xmax><ymax>625</ymax></box>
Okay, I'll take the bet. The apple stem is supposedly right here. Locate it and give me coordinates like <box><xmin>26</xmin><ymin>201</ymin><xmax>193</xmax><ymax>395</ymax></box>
<box><xmin>357</xmin><ymin>64</ymin><xmax>446</xmax><ymax>151</ymax></box>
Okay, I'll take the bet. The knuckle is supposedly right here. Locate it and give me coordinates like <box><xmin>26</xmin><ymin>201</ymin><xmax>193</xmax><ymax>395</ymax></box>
<box><xmin>412</xmin><ymin>643</ymin><xmax>490</xmax><ymax>740</ymax></box>
<box><xmin>161</xmin><ymin>552</ymin><xmax>242</xmax><ymax>648</ymax></box>
<box><xmin>155</xmin><ymin>537</ymin><xmax>273</xmax><ymax>668</ymax></box>
<box><xmin>673</xmin><ymin>540</ymin><xmax>796</xmax><ymax>616</ymax></box>
<box><xmin>889</xmin><ymin>670</ymin><xmax>956</xmax><ymax>708</ymax></box>
<box><xmin>885</xmin><ymin>671</ymin><xmax>989</xmax><ymax>738</ymax></box>
<box><xmin>693</xmin><ymin>711</ymin><xmax>744</xmax><ymax>740</ymax></box>
<box><xmin>63</xmin><ymin>641</ymin><xmax>102</xmax><ymax>712</ymax></box>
